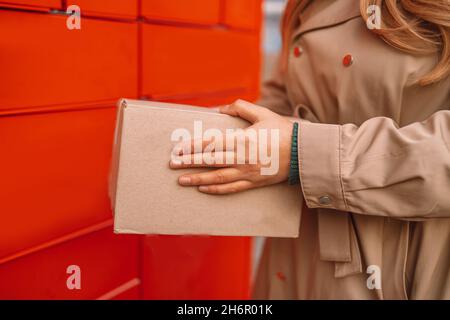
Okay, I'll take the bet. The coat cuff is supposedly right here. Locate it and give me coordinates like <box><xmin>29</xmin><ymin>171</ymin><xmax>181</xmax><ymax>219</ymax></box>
<box><xmin>298</xmin><ymin>122</ymin><xmax>348</xmax><ymax>211</ymax></box>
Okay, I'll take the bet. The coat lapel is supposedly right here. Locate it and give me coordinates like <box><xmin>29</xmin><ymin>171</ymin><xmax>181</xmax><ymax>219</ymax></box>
<box><xmin>293</xmin><ymin>0</ymin><xmax>362</xmax><ymax>41</ymax></box>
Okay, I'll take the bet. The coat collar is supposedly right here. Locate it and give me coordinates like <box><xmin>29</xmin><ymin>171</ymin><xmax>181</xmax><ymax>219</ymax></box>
<box><xmin>292</xmin><ymin>0</ymin><xmax>362</xmax><ymax>40</ymax></box>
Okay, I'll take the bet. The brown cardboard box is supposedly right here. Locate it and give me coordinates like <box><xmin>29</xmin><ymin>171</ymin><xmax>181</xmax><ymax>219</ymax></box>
<box><xmin>110</xmin><ymin>99</ymin><xmax>301</xmax><ymax>237</ymax></box>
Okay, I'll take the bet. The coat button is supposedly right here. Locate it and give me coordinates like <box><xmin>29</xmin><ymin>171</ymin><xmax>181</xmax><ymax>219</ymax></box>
<box><xmin>276</xmin><ymin>271</ymin><xmax>286</xmax><ymax>281</ymax></box>
<box><xmin>319</xmin><ymin>195</ymin><xmax>332</xmax><ymax>205</ymax></box>
<box><xmin>293</xmin><ymin>46</ymin><xmax>303</xmax><ymax>57</ymax></box>
<box><xmin>343</xmin><ymin>54</ymin><xmax>354</xmax><ymax>67</ymax></box>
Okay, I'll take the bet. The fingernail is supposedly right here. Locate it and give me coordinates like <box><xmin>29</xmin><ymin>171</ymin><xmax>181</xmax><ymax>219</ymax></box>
<box><xmin>198</xmin><ymin>186</ymin><xmax>209</xmax><ymax>192</ymax></box>
<box><xmin>169</xmin><ymin>161</ymin><xmax>179</xmax><ymax>168</ymax></box>
<box><xmin>179</xmin><ymin>176</ymin><xmax>191</xmax><ymax>185</ymax></box>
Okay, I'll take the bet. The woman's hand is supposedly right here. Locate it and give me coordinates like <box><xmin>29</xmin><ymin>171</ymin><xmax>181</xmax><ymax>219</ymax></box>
<box><xmin>169</xmin><ymin>99</ymin><xmax>294</xmax><ymax>195</ymax></box>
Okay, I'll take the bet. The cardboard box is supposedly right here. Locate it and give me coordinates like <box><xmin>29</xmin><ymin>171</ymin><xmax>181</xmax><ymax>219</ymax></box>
<box><xmin>110</xmin><ymin>99</ymin><xmax>301</xmax><ymax>237</ymax></box>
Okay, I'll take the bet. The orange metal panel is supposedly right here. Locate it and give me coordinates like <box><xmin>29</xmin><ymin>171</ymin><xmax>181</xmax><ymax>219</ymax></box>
<box><xmin>0</xmin><ymin>228</ymin><xmax>139</xmax><ymax>299</ymax></box>
<box><xmin>141</xmin><ymin>235</ymin><xmax>251</xmax><ymax>299</ymax></box>
<box><xmin>139</xmin><ymin>24</ymin><xmax>257</xmax><ymax>300</ymax></box>
<box><xmin>0</xmin><ymin>10</ymin><xmax>138</xmax><ymax>110</ymax></box>
<box><xmin>223</xmin><ymin>0</ymin><xmax>263</xmax><ymax>30</ymax></box>
<box><xmin>141</xmin><ymin>24</ymin><xmax>260</xmax><ymax>100</ymax></box>
<box><xmin>96</xmin><ymin>278</ymin><xmax>141</xmax><ymax>300</ymax></box>
<box><xmin>0</xmin><ymin>108</ymin><xmax>117</xmax><ymax>259</ymax></box>
<box><xmin>111</xmin><ymin>286</ymin><xmax>140</xmax><ymax>300</ymax></box>
<box><xmin>0</xmin><ymin>0</ymin><xmax>61</xmax><ymax>10</ymax></box>
<box><xmin>141</xmin><ymin>0</ymin><xmax>220</xmax><ymax>25</ymax></box>
<box><xmin>69</xmin><ymin>0</ymin><xmax>138</xmax><ymax>19</ymax></box>
<box><xmin>0</xmin><ymin>1</ymin><xmax>261</xmax><ymax>300</ymax></box>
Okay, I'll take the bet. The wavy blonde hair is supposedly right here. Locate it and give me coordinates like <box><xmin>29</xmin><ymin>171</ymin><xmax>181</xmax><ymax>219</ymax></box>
<box><xmin>281</xmin><ymin>0</ymin><xmax>450</xmax><ymax>86</ymax></box>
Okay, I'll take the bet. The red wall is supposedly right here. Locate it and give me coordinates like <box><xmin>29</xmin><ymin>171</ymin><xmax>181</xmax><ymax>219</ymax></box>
<box><xmin>0</xmin><ymin>0</ymin><xmax>262</xmax><ymax>299</ymax></box>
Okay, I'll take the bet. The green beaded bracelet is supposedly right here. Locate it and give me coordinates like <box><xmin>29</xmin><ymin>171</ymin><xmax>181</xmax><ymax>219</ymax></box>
<box><xmin>288</xmin><ymin>122</ymin><xmax>300</xmax><ymax>185</ymax></box>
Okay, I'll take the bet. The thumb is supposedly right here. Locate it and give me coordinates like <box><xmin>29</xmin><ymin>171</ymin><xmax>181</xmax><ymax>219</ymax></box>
<box><xmin>219</xmin><ymin>99</ymin><xmax>269</xmax><ymax>124</ymax></box>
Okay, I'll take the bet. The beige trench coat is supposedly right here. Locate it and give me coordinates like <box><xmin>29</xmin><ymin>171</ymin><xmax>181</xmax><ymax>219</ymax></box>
<box><xmin>253</xmin><ymin>0</ymin><xmax>450</xmax><ymax>300</ymax></box>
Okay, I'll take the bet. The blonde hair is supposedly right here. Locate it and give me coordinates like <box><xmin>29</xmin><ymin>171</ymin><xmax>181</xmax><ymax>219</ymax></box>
<box><xmin>281</xmin><ymin>0</ymin><xmax>450</xmax><ymax>86</ymax></box>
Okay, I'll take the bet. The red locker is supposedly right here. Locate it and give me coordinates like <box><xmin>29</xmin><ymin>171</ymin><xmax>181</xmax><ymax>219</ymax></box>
<box><xmin>98</xmin><ymin>278</ymin><xmax>141</xmax><ymax>300</ymax></box>
<box><xmin>110</xmin><ymin>285</ymin><xmax>140</xmax><ymax>300</ymax></box>
<box><xmin>69</xmin><ymin>0</ymin><xmax>138</xmax><ymax>19</ymax></box>
<box><xmin>141</xmin><ymin>24</ymin><xmax>260</xmax><ymax>100</ymax></box>
<box><xmin>0</xmin><ymin>0</ymin><xmax>263</xmax><ymax>300</ymax></box>
<box><xmin>0</xmin><ymin>10</ymin><xmax>138</xmax><ymax>110</ymax></box>
<box><xmin>0</xmin><ymin>0</ymin><xmax>61</xmax><ymax>10</ymax></box>
<box><xmin>141</xmin><ymin>235</ymin><xmax>251</xmax><ymax>299</ymax></box>
<box><xmin>0</xmin><ymin>108</ymin><xmax>117</xmax><ymax>260</ymax></box>
<box><xmin>0</xmin><ymin>227</ymin><xmax>139</xmax><ymax>300</ymax></box>
<box><xmin>223</xmin><ymin>0</ymin><xmax>263</xmax><ymax>30</ymax></box>
<box><xmin>141</xmin><ymin>0</ymin><xmax>221</xmax><ymax>25</ymax></box>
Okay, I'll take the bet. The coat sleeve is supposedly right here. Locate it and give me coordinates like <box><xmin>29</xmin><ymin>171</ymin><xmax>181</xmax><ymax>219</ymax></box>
<box><xmin>298</xmin><ymin>110</ymin><xmax>450</xmax><ymax>220</ymax></box>
<box><xmin>256</xmin><ymin>55</ymin><xmax>293</xmax><ymax>116</ymax></box>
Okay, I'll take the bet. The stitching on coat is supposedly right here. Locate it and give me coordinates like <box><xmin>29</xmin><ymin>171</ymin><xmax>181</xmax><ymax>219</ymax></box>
<box><xmin>338</xmin><ymin>125</ymin><xmax>349</xmax><ymax>211</ymax></box>
<box><xmin>402</xmin><ymin>222</ymin><xmax>410</xmax><ymax>300</ymax></box>
<box><xmin>298</xmin><ymin>122</ymin><xmax>311</xmax><ymax>207</ymax></box>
